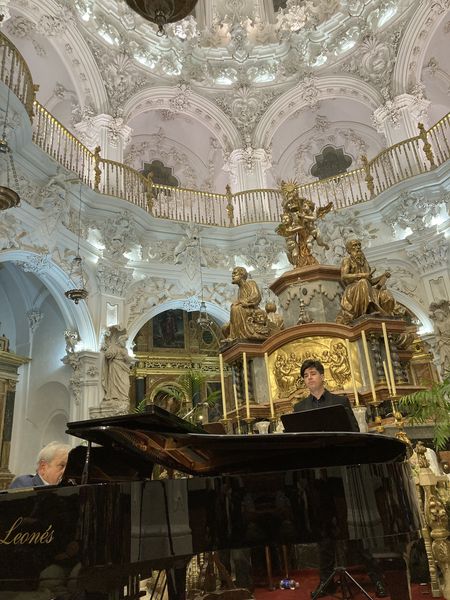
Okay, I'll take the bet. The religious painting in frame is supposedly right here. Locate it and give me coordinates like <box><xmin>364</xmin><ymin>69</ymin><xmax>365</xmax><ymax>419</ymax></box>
<box><xmin>152</xmin><ymin>309</ymin><xmax>185</xmax><ymax>349</ymax></box>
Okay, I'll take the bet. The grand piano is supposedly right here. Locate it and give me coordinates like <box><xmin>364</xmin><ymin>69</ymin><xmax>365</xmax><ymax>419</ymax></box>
<box><xmin>0</xmin><ymin>406</ymin><xmax>421</xmax><ymax>600</ymax></box>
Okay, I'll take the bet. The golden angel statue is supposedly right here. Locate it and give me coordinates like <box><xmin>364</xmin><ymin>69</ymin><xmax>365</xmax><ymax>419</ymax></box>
<box><xmin>276</xmin><ymin>181</ymin><xmax>332</xmax><ymax>268</ymax></box>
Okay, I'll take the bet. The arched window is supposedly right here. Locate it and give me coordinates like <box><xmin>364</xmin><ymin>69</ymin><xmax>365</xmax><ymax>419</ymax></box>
<box><xmin>141</xmin><ymin>160</ymin><xmax>179</xmax><ymax>187</ymax></box>
<box><xmin>310</xmin><ymin>146</ymin><xmax>352</xmax><ymax>180</ymax></box>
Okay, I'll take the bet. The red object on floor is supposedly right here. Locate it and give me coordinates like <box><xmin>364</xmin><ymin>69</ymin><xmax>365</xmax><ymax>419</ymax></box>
<box><xmin>253</xmin><ymin>569</ymin><xmax>439</xmax><ymax>600</ymax></box>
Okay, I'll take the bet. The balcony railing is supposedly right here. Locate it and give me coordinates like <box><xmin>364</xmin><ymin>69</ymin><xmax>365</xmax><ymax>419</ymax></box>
<box><xmin>1</xmin><ymin>30</ymin><xmax>449</xmax><ymax>227</ymax></box>
<box><xmin>0</xmin><ymin>32</ymin><xmax>36</xmax><ymax>120</ymax></box>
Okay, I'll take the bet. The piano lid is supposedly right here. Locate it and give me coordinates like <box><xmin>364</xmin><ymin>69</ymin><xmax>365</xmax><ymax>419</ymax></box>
<box><xmin>66</xmin><ymin>406</ymin><xmax>410</xmax><ymax>476</ymax></box>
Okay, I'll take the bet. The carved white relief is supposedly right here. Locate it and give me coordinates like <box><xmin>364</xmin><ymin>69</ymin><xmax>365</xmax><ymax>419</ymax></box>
<box><xmin>315</xmin><ymin>209</ymin><xmax>379</xmax><ymax>266</ymax></box>
<box><xmin>86</xmin><ymin>40</ymin><xmax>148</xmax><ymax>114</ymax></box>
<box><xmin>215</xmin><ymin>84</ymin><xmax>279</xmax><ymax>136</ymax></box>
<box><xmin>173</xmin><ymin>224</ymin><xmax>205</xmax><ymax>279</ymax></box>
<box><xmin>387</xmin><ymin>266</ymin><xmax>419</xmax><ymax>300</ymax></box>
<box><xmin>16</xmin><ymin>253</ymin><xmax>53</xmax><ymax>275</ymax></box>
<box><xmin>27</xmin><ymin>309</ymin><xmax>43</xmax><ymax>334</ymax></box>
<box><xmin>239</xmin><ymin>230</ymin><xmax>282</xmax><ymax>273</ymax></box>
<box><xmin>383</xmin><ymin>191</ymin><xmax>443</xmax><ymax>234</ymax></box>
<box><xmin>0</xmin><ymin>213</ymin><xmax>26</xmax><ymax>250</ymax></box>
<box><xmin>126</xmin><ymin>277</ymin><xmax>178</xmax><ymax>326</ymax></box>
<box><xmin>125</xmin><ymin>132</ymin><xmax>199</xmax><ymax>189</ymax></box>
<box><xmin>406</xmin><ymin>236</ymin><xmax>449</xmax><ymax>273</ymax></box>
<box><xmin>96</xmin><ymin>261</ymin><xmax>134</xmax><ymax>297</ymax></box>
<box><xmin>33</xmin><ymin>169</ymin><xmax>75</xmax><ymax>235</ymax></box>
<box><xmin>97</xmin><ymin>210</ymin><xmax>138</xmax><ymax>264</ymax></box>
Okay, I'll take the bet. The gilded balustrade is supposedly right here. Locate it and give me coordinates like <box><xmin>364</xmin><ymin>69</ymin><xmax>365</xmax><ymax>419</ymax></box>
<box><xmin>1</xmin><ymin>31</ymin><xmax>450</xmax><ymax>227</ymax></box>
<box><xmin>0</xmin><ymin>31</ymin><xmax>36</xmax><ymax>120</ymax></box>
<box><xmin>32</xmin><ymin>102</ymin><xmax>96</xmax><ymax>187</ymax></box>
<box><xmin>151</xmin><ymin>181</ymin><xmax>229</xmax><ymax>226</ymax></box>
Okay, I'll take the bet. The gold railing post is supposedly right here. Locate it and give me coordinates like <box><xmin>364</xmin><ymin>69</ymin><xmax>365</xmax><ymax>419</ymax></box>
<box><xmin>93</xmin><ymin>146</ymin><xmax>102</xmax><ymax>192</ymax></box>
<box><xmin>225</xmin><ymin>184</ymin><xmax>234</xmax><ymax>226</ymax></box>
<box><xmin>146</xmin><ymin>172</ymin><xmax>154</xmax><ymax>213</ymax></box>
<box><xmin>418</xmin><ymin>123</ymin><xmax>436</xmax><ymax>169</ymax></box>
<box><xmin>361</xmin><ymin>155</ymin><xmax>375</xmax><ymax>199</ymax></box>
<box><xmin>29</xmin><ymin>84</ymin><xmax>39</xmax><ymax>119</ymax></box>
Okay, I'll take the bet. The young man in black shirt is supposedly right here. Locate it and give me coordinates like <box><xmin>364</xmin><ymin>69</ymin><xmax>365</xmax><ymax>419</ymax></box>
<box><xmin>295</xmin><ymin>359</ymin><xmax>387</xmax><ymax>598</ymax></box>
<box><xmin>294</xmin><ymin>359</ymin><xmax>359</xmax><ymax>432</ymax></box>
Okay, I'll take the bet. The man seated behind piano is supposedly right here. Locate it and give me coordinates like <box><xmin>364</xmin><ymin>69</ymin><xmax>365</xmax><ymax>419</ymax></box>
<box><xmin>9</xmin><ymin>441</ymin><xmax>70</xmax><ymax>488</ymax></box>
<box><xmin>294</xmin><ymin>360</ymin><xmax>387</xmax><ymax>598</ymax></box>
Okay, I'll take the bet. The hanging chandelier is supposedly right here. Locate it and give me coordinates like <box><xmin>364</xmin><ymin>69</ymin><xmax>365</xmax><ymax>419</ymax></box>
<box><xmin>0</xmin><ymin>87</ymin><xmax>20</xmax><ymax>211</ymax></box>
<box><xmin>124</xmin><ymin>0</ymin><xmax>199</xmax><ymax>34</ymax></box>
<box><xmin>65</xmin><ymin>183</ymin><xmax>88</xmax><ymax>304</ymax></box>
<box><xmin>196</xmin><ymin>236</ymin><xmax>214</xmax><ymax>330</ymax></box>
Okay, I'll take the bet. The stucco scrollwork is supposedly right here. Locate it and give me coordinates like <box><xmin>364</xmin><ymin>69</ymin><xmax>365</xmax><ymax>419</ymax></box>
<box><xmin>384</xmin><ymin>191</ymin><xmax>443</xmax><ymax>234</ymax></box>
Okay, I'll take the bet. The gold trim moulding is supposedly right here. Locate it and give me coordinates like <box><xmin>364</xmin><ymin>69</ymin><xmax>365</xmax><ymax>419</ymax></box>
<box><xmin>0</xmin><ymin>350</ymin><xmax>31</xmax><ymax>366</ymax></box>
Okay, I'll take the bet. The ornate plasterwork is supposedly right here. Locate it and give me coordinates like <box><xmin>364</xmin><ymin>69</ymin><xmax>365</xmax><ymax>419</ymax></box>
<box><xmin>406</xmin><ymin>235</ymin><xmax>449</xmax><ymax>274</ymax></box>
<box><xmin>0</xmin><ymin>213</ymin><xmax>27</xmax><ymax>250</ymax></box>
<box><xmin>96</xmin><ymin>210</ymin><xmax>139</xmax><ymax>264</ymax></box>
<box><xmin>96</xmin><ymin>260</ymin><xmax>134</xmax><ymax>297</ymax></box>
<box><xmin>63</xmin><ymin>0</ymin><xmax>416</xmax><ymax>93</ymax></box>
<box><xmin>289</xmin><ymin>119</ymin><xmax>369</xmax><ymax>182</ymax></box>
<box><xmin>341</xmin><ymin>31</ymin><xmax>399</xmax><ymax>87</ymax></box>
<box><xmin>214</xmin><ymin>83</ymin><xmax>279</xmax><ymax>137</ymax></box>
<box><xmin>393</xmin><ymin>0</ymin><xmax>450</xmax><ymax>95</ymax></box>
<box><xmin>313</xmin><ymin>208</ymin><xmax>379</xmax><ymax>266</ymax></box>
<box><xmin>388</xmin><ymin>265</ymin><xmax>420</xmax><ymax>300</ymax></box>
<box><xmin>6</xmin><ymin>11</ymin><xmax>70</xmax><ymax>39</ymax></box>
<box><xmin>126</xmin><ymin>276</ymin><xmax>178</xmax><ymax>326</ymax></box>
<box><xmin>238</xmin><ymin>230</ymin><xmax>282</xmax><ymax>273</ymax></box>
<box><xmin>86</xmin><ymin>39</ymin><xmax>149</xmax><ymax>115</ymax></box>
<box><xmin>125</xmin><ymin>132</ymin><xmax>200</xmax><ymax>189</ymax></box>
<box><xmin>383</xmin><ymin>190</ymin><xmax>444</xmax><ymax>234</ymax></box>
<box><xmin>26</xmin><ymin>309</ymin><xmax>43</xmax><ymax>333</ymax></box>
<box><xmin>16</xmin><ymin>253</ymin><xmax>53</xmax><ymax>275</ymax></box>
<box><xmin>145</xmin><ymin>226</ymin><xmax>231</xmax><ymax>272</ymax></box>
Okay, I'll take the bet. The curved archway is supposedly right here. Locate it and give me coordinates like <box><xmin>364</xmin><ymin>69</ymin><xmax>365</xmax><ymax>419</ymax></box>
<box><xmin>392</xmin><ymin>2</ymin><xmax>449</xmax><ymax>97</ymax></box>
<box><xmin>253</xmin><ymin>75</ymin><xmax>384</xmax><ymax>148</ymax></box>
<box><xmin>128</xmin><ymin>298</ymin><xmax>228</xmax><ymax>348</ymax></box>
<box><xmin>7</xmin><ymin>2</ymin><xmax>108</xmax><ymax>114</ymax></box>
<box><xmin>0</xmin><ymin>251</ymin><xmax>97</xmax><ymax>350</ymax></box>
<box><xmin>391</xmin><ymin>290</ymin><xmax>434</xmax><ymax>336</ymax></box>
<box><xmin>124</xmin><ymin>86</ymin><xmax>242</xmax><ymax>152</ymax></box>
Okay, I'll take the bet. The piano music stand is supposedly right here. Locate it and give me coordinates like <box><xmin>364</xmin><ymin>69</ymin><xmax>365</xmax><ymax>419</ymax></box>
<box><xmin>312</xmin><ymin>566</ymin><xmax>374</xmax><ymax>600</ymax></box>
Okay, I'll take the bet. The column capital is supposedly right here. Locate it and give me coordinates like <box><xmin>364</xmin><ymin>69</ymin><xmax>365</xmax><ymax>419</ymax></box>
<box><xmin>224</xmin><ymin>145</ymin><xmax>272</xmax><ymax>192</ymax></box>
<box><xmin>372</xmin><ymin>92</ymin><xmax>430</xmax><ymax>144</ymax></box>
<box><xmin>74</xmin><ymin>113</ymin><xmax>132</xmax><ymax>161</ymax></box>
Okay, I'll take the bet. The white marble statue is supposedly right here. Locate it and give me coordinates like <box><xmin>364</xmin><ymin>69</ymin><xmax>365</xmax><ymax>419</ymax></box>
<box><xmin>101</xmin><ymin>325</ymin><xmax>134</xmax><ymax>409</ymax></box>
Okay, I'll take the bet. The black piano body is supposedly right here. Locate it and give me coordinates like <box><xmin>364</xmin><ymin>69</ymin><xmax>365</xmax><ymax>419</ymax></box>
<box><xmin>0</xmin><ymin>407</ymin><xmax>421</xmax><ymax>599</ymax></box>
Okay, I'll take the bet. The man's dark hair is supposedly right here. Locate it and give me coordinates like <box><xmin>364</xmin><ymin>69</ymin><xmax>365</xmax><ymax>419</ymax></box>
<box><xmin>300</xmin><ymin>359</ymin><xmax>324</xmax><ymax>378</ymax></box>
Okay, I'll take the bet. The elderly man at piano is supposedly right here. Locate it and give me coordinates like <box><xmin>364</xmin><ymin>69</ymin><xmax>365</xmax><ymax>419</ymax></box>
<box><xmin>9</xmin><ymin>441</ymin><xmax>70</xmax><ymax>488</ymax></box>
<box><xmin>294</xmin><ymin>359</ymin><xmax>388</xmax><ymax>599</ymax></box>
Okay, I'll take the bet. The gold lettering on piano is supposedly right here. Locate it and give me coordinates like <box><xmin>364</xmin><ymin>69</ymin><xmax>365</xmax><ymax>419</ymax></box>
<box><xmin>0</xmin><ymin>517</ymin><xmax>54</xmax><ymax>545</ymax></box>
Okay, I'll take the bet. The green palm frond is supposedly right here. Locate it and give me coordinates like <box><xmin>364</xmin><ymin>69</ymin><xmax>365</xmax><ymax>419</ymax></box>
<box><xmin>399</xmin><ymin>374</ymin><xmax>450</xmax><ymax>450</ymax></box>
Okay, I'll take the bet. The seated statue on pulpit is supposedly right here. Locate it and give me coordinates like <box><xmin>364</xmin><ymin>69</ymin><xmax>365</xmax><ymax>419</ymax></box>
<box><xmin>221</xmin><ymin>267</ymin><xmax>270</xmax><ymax>343</ymax></box>
<box><xmin>336</xmin><ymin>239</ymin><xmax>404</xmax><ymax>325</ymax></box>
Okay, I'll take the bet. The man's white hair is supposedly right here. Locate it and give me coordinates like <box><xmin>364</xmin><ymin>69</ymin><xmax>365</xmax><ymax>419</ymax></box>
<box><xmin>37</xmin><ymin>441</ymin><xmax>70</xmax><ymax>466</ymax></box>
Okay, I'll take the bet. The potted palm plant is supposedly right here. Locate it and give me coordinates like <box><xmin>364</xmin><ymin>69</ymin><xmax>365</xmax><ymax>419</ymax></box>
<box><xmin>399</xmin><ymin>374</ymin><xmax>450</xmax><ymax>450</ymax></box>
<box><xmin>135</xmin><ymin>369</ymin><xmax>221</xmax><ymax>422</ymax></box>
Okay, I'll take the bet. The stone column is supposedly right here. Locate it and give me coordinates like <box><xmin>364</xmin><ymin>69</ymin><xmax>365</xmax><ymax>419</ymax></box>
<box><xmin>224</xmin><ymin>146</ymin><xmax>272</xmax><ymax>192</ymax></box>
<box><xmin>0</xmin><ymin>350</ymin><xmax>30</xmax><ymax>489</ymax></box>
<box><xmin>74</xmin><ymin>113</ymin><xmax>132</xmax><ymax>163</ymax></box>
<box><xmin>62</xmin><ymin>351</ymin><xmax>102</xmax><ymax>422</ymax></box>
